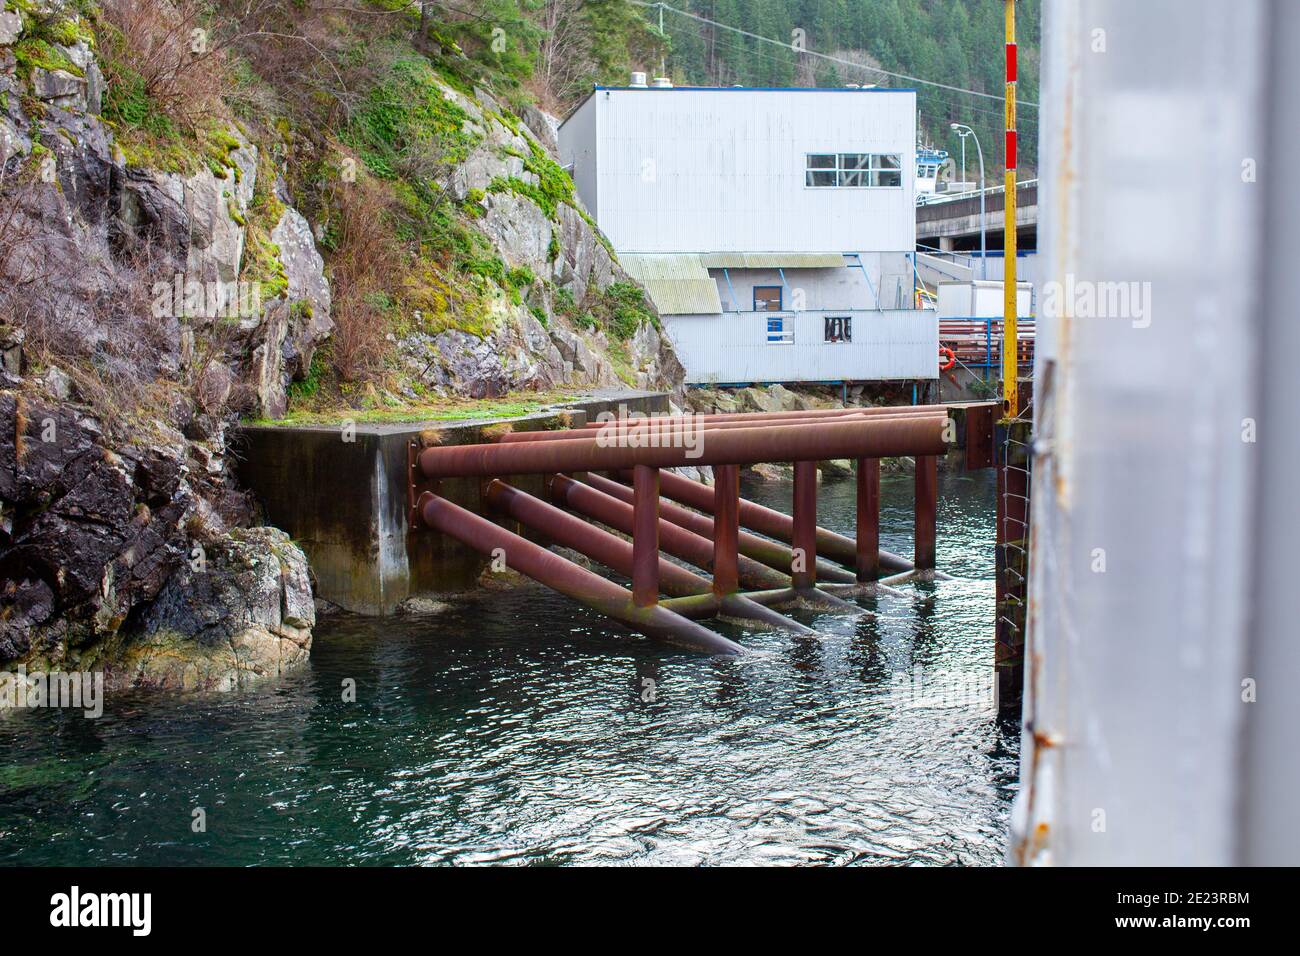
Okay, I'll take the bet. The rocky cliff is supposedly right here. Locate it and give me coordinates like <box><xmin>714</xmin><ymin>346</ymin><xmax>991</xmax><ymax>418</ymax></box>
<box><xmin>0</xmin><ymin>1</ymin><xmax>685</xmax><ymax>693</ymax></box>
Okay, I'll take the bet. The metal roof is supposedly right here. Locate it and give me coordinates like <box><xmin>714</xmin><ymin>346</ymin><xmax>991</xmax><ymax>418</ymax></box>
<box><xmin>619</xmin><ymin>254</ymin><xmax>723</xmax><ymax>315</ymax></box>
<box><xmin>697</xmin><ymin>252</ymin><xmax>848</xmax><ymax>269</ymax></box>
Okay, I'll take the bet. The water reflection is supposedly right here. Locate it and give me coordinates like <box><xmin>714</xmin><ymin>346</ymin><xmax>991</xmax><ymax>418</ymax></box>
<box><xmin>0</xmin><ymin>470</ymin><xmax>1016</xmax><ymax>866</ymax></box>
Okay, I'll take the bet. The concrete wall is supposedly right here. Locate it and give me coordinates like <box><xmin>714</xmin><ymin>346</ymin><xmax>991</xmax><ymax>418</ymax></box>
<box><xmin>235</xmin><ymin>392</ymin><xmax>670</xmax><ymax>616</ymax></box>
<box><xmin>662</xmin><ymin>308</ymin><xmax>937</xmax><ymax>384</ymax></box>
<box><xmin>561</xmin><ymin>87</ymin><xmax>916</xmax><ymax>254</ymax></box>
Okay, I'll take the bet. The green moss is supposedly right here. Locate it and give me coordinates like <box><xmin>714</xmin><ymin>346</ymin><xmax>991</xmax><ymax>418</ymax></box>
<box><xmin>288</xmin><ymin>349</ymin><xmax>327</xmax><ymax>402</ymax></box>
<box><xmin>14</xmin><ymin>37</ymin><xmax>84</xmax><ymax>79</ymax></box>
<box><xmin>345</xmin><ymin>54</ymin><xmax>480</xmax><ymax>181</ymax></box>
<box><xmin>547</xmin><ymin>232</ymin><xmax>561</xmax><ymax>263</ymax></box>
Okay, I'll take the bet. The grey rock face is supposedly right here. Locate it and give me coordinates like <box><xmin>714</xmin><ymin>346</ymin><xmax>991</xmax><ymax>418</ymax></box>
<box><xmin>117</xmin><ymin>527</ymin><xmax>314</xmax><ymax>691</ymax></box>
<box><xmin>0</xmin><ymin>11</ymin><xmax>22</xmax><ymax>46</ymax></box>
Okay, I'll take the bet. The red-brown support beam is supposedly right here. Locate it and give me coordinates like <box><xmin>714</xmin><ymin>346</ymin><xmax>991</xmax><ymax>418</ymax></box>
<box><xmin>638</xmin><ymin>468</ymin><xmax>914</xmax><ymax>574</ymax></box>
<box><xmin>417</xmin><ymin>492</ymin><xmax>744</xmax><ymax>655</ymax></box>
<box><xmin>856</xmin><ymin>457</ymin><xmax>881</xmax><ymax>582</ymax></box>
<box><xmin>548</xmin><ymin>474</ymin><xmax>791</xmax><ymax>591</ymax></box>
<box><xmin>585</xmin><ymin>473</ymin><xmax>856</xmax><ymax>585</ymax></box>
<box><xmin>485</xmin><ymin>480</ymin><xmax>811</xmax><ymax>635</ymax></box>
<box><xmin>713</xmin><ymin>464</ymin><xmax>740</xmax><ymax>597</ymax></box>
<box><xmin>420</xmin><ymin>415</ymin><xmax>947</xmax><ymax>478</ymax></box>
<box><xmin>484</xmin><ymin>479</ymin><xmax>705</xmax><ymax>598</ymax></box>
<box><xmin>503</xmin><ymin>407</ymin><xmax>947</xmax><ymax>443</ymax></box>
<box><xmin>792</xmin><ymin>460</ymin><xmax>818</xmax><ymax>590</ymax></box>
<box><xmin>631</xmin><ymin>464</ymin><xmax>660</xmax><ymax>607</ymax></box>
<box><xmin>914</xmin><ymin>455</ymin><xmax>938</xmax><ymax>571</ymax></box>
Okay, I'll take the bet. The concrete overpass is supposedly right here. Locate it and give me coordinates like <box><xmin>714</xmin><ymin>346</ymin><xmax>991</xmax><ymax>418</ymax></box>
<box><xmin>916</xmin><ymin>180</ymin><xmax>1038</xmax><ymax>253</ymax></box>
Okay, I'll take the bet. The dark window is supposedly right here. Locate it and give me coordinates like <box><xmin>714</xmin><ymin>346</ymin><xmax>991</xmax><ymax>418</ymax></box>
<box><xmin>824</xmin><ymin>316</ymin><xmax>852</xmax><ymax>343</ymax></box>
<box><xmin>753</xmin><ymin>286</ymin><xmax>783</xmax><ymax>312</ymax></box>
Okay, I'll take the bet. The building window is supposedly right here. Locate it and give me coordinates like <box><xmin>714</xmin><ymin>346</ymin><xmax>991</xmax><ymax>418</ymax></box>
<box><xmin>824</xmin><ymin>316</ymin><xmax>852</xmax><ymax>343</ymax></box>
<box><xmin>753</xmin><ymin>286</ymin><xmax>783</xmax><ymax>312</ymax></box>
<box><xmin>806</xmin><ymin>153</ymin><xmax>903</xmax><ymax>188</ymax></box>
<box><xmin>766</xmin><ymin>315</ymin><xmax>793</xmax><ymax>344</ymax></box>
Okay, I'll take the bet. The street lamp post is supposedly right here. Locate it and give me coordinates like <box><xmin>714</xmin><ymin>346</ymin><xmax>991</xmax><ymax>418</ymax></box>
<box><xmin>951</xmin><ymin>123</ymin><xmax>987</xmax><ymax>278</ymax></box>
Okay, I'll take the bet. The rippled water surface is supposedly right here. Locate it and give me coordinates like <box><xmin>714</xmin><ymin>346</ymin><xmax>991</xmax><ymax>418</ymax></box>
<box><xmin>1</xmin><ymin>470</ymin><xmax>1017</xmax><ymax>865</ymax></box>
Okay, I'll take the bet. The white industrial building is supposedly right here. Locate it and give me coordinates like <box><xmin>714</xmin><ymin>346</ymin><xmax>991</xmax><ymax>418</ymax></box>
<box><xmin>559</xmin><ymin>84</ymin><xmax>937</xmax><ymax>386</ymax></box>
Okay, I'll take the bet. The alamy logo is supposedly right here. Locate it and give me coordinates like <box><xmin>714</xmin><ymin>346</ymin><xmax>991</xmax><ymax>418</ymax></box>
<box><xmin>593</xmin><ymin>405</ymin><xmax>704</xmax><ymax>459</ymax></box>
<box><xmin>49</xmin><ymin>886</ymin><xmax>151</xmax><ymax>936</ymax></box>
<box><xmin>0</xmin><ymin>666</ymin><xmax>102</xmax><ymax>718</ymax></box>
<box><xmin>151</xmin><ymin>273</ymin><xmax>262</xmax><ymax>321</ymax></box>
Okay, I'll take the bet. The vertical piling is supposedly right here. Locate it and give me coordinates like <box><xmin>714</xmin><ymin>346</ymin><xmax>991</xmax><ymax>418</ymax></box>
<box><xmin>914</xmin><ymin>455</ymin><xmax>938</xmax><ymax>571</ymax></box>
<box><xmin>792</xmin><ymin>460</ymin><xmax>818</xmax><ymax>590</ymax></box>
<box><xmin>713</xmin><ymin>464</ymin><xmax>740</xmax><ymax>597</ymax></box>
<box><xmin>632</xmin><ymin>464</ymin><xmax>660</xmax><ymax>607</ymax></box>
<box><xmin>996</xmin><ymin>419</ymin><xmax>1031</xmax><ymax>710</ymax></box>
<box><xmin>856</xmin><ymin>458</ymin><xmax>881</xmax><ymax>582</ymax></box>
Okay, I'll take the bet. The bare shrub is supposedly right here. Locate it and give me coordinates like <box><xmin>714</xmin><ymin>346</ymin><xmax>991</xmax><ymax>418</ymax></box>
<box><xmin>98</xmin><ymin>0</ymin><xmax>236</xmax><ymax>131</ymax></box>
<box><xmin>327</xmin><ymin>176</ymin><xmax>396</xmax><ymax>383</ymax></box>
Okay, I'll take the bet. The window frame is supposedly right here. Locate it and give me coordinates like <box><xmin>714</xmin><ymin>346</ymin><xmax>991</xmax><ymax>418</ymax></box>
<box><xmin>805</xmin><ymin>152</ymin><xmax>905</xmax><ymax>189</ymax></box>
<box><xmin>824</xmin><ymin>316</ymin><xmax>852</xmax><ymax>344</ymax></box>
<box><xmin>753</xmin><ymin>285</ymin><xmax>784</xmax><ymax>312</ymax></box>
<box><xmin>765</xmin><ymin>314</ymin><xmax>794</xmax><ymax>345</ymax></box>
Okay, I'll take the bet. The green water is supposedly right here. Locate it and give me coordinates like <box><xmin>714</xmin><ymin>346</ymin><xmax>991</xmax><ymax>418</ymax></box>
<box><xmin>0</xmin><ymin>471</ymin><xmax>1017</xmax><ymax>866</ymax></box>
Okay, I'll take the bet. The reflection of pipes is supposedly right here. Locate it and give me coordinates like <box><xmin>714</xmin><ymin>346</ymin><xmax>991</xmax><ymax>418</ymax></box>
<box><xmin>417</xmin><ymin>492</ymin><xmax>744</xmax><ymax>655</ymax></box>
<box><xmin>586</xmin><ymin>472</ymin><xmax>856</xmax><ymax>585</ymax></box>
<box><xmin>484</xmin><ymin>480</ymin><xmax>810</xmax><ymax>635</ymax></box>
<box><xmin>549</xmin><ymin>474</ymin><xmax>791</xmax><ymax>591</ymax></box>
<box><xmin>420</xmin><ymin>416</ymin><xmax>948</xmax><ymax>479</ymax></box>
<box><xmin>635</xmin><ymin>468</ymin><xmax>914</xmax><ymax>574</ymax></box>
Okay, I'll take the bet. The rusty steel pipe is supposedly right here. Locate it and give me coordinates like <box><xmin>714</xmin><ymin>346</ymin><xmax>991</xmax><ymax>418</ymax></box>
<box><xmin>420</xmin><ymin>415</ymin><xmax>948</xmax><ymax>479</ymax></box>
<box><xmin>631</xmin><ymin>465</ymin><xmax>660</xmax><ymax>607</ymax></box>
<box><xmin>579</xmin><ymin>405</ymin><xmax>948</xmax><ymax>428</ymax></box>
<box><xmin>584</xmin><ymin>472</ymin><xmax>857</xmax><ymax>585</ymax></box>
<box><xmin>484</xmin><ymin>480</ymin><xmax>705</xmax><ymax>598</ymax></box>
<box><xmin>417</xmin><ymin>492</ymin><xmax>744</xmax><ymax>655</ymax></box>
<box><xmin>549</xmin><ymin>474</ymin><xmax>792</xmax><ymax>591</ymax></box>
<box><xmin>792</xmin><ymin>460</ymin><xmax>818</xmax><ymax>590</ymax></box>
<box><xmin>640</xmin><ymin>468</ymin><xmax>914</xmax><ymax>574</ymax></box>
<box><xmin>713</xmin><ymin>463</ymin><xmax>740</xmax><ymax>597</ymax></box>
<box><xmin>485</xmin><ymin>480</ymin><xmax>810</xmax><ymax>634</ymax></box>
<box><xmin>856</xmin><ymin>457</ymin><xmax>881</xmax><ymax>583</ymax></box>
<box><xmin>915</xmin><ymin>454</ymin><xmax>938</xmax><ymax>570</ymax></box>
<box><xmin>502</xmin><ymin>407</ymin><xmax>946</xmax><ymax>443</ymax></box>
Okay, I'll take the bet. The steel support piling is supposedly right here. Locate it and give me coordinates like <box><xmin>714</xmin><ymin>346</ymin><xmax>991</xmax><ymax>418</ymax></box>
<box><xmin>856</xmin><ymin>457</ymin><xmax>881</xmax><ymax>582</ymax></box>
<box><xmin>713</xmin><ymin>463</ymin><xmax>740</xmax><ymax>597</ymax></box>
<box><xmin>792</xmin><ymin>460</ymin><xmax>818</xmax><ymax>590</ymax></box>
<box><xmin>417</xmin><ymin>492</ymin><xmax>744</xmax><ymax>655</ymax></box>
<box><xmin>915</xmin><ymin>454</ymin><xmax>938</xmax><ymax>571</ymax></box>
<box><xmin>631</xmin><ymin>464</ymin><xmax>660</xmax><ymax>607</ymax></box>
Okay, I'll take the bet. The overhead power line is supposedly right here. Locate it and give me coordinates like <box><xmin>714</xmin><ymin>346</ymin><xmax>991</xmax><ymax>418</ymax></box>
<box><xmin>634</xmin><ymin>1</ymin><xmax>1039</xmax><ymax>111</ymax></box>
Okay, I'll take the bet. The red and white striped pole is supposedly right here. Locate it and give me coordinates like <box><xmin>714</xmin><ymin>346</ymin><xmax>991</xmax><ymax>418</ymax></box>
<box><xmin>1002</xmin><ymin>0</ymin><xmax>1019</xmax><ymax>418</ymax></box>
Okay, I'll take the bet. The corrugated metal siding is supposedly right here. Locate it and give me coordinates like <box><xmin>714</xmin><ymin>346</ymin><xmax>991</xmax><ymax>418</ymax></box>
<box><xmin>620</xmin><ymin>254</ymin><xmax>723</xmax><ymax>315</ymax></box>
<box><xmin>661</xmin><ymin>309</ymin><xmax>938</xmax><ymax>384</ymax></box>
<box><xmin>589</xmin><ymin>89</ymin><xmax>916</xmax><ymax>254</ymax></box>
<box><xmin>699</xmin><ymin>253</ymin><xmax>848</xmax><ymax>269</ymax></box>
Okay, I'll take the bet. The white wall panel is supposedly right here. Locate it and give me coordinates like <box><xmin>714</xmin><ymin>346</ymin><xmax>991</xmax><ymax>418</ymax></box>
<box><xmin>568</xmin><ymin>88</ymin><xmax>916</xmax><ymax>254</ymax></box>
<box><xmin>662</xmin><ymin>309</ymin><xmax>937</xmax><ymax>384</ymax></box>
